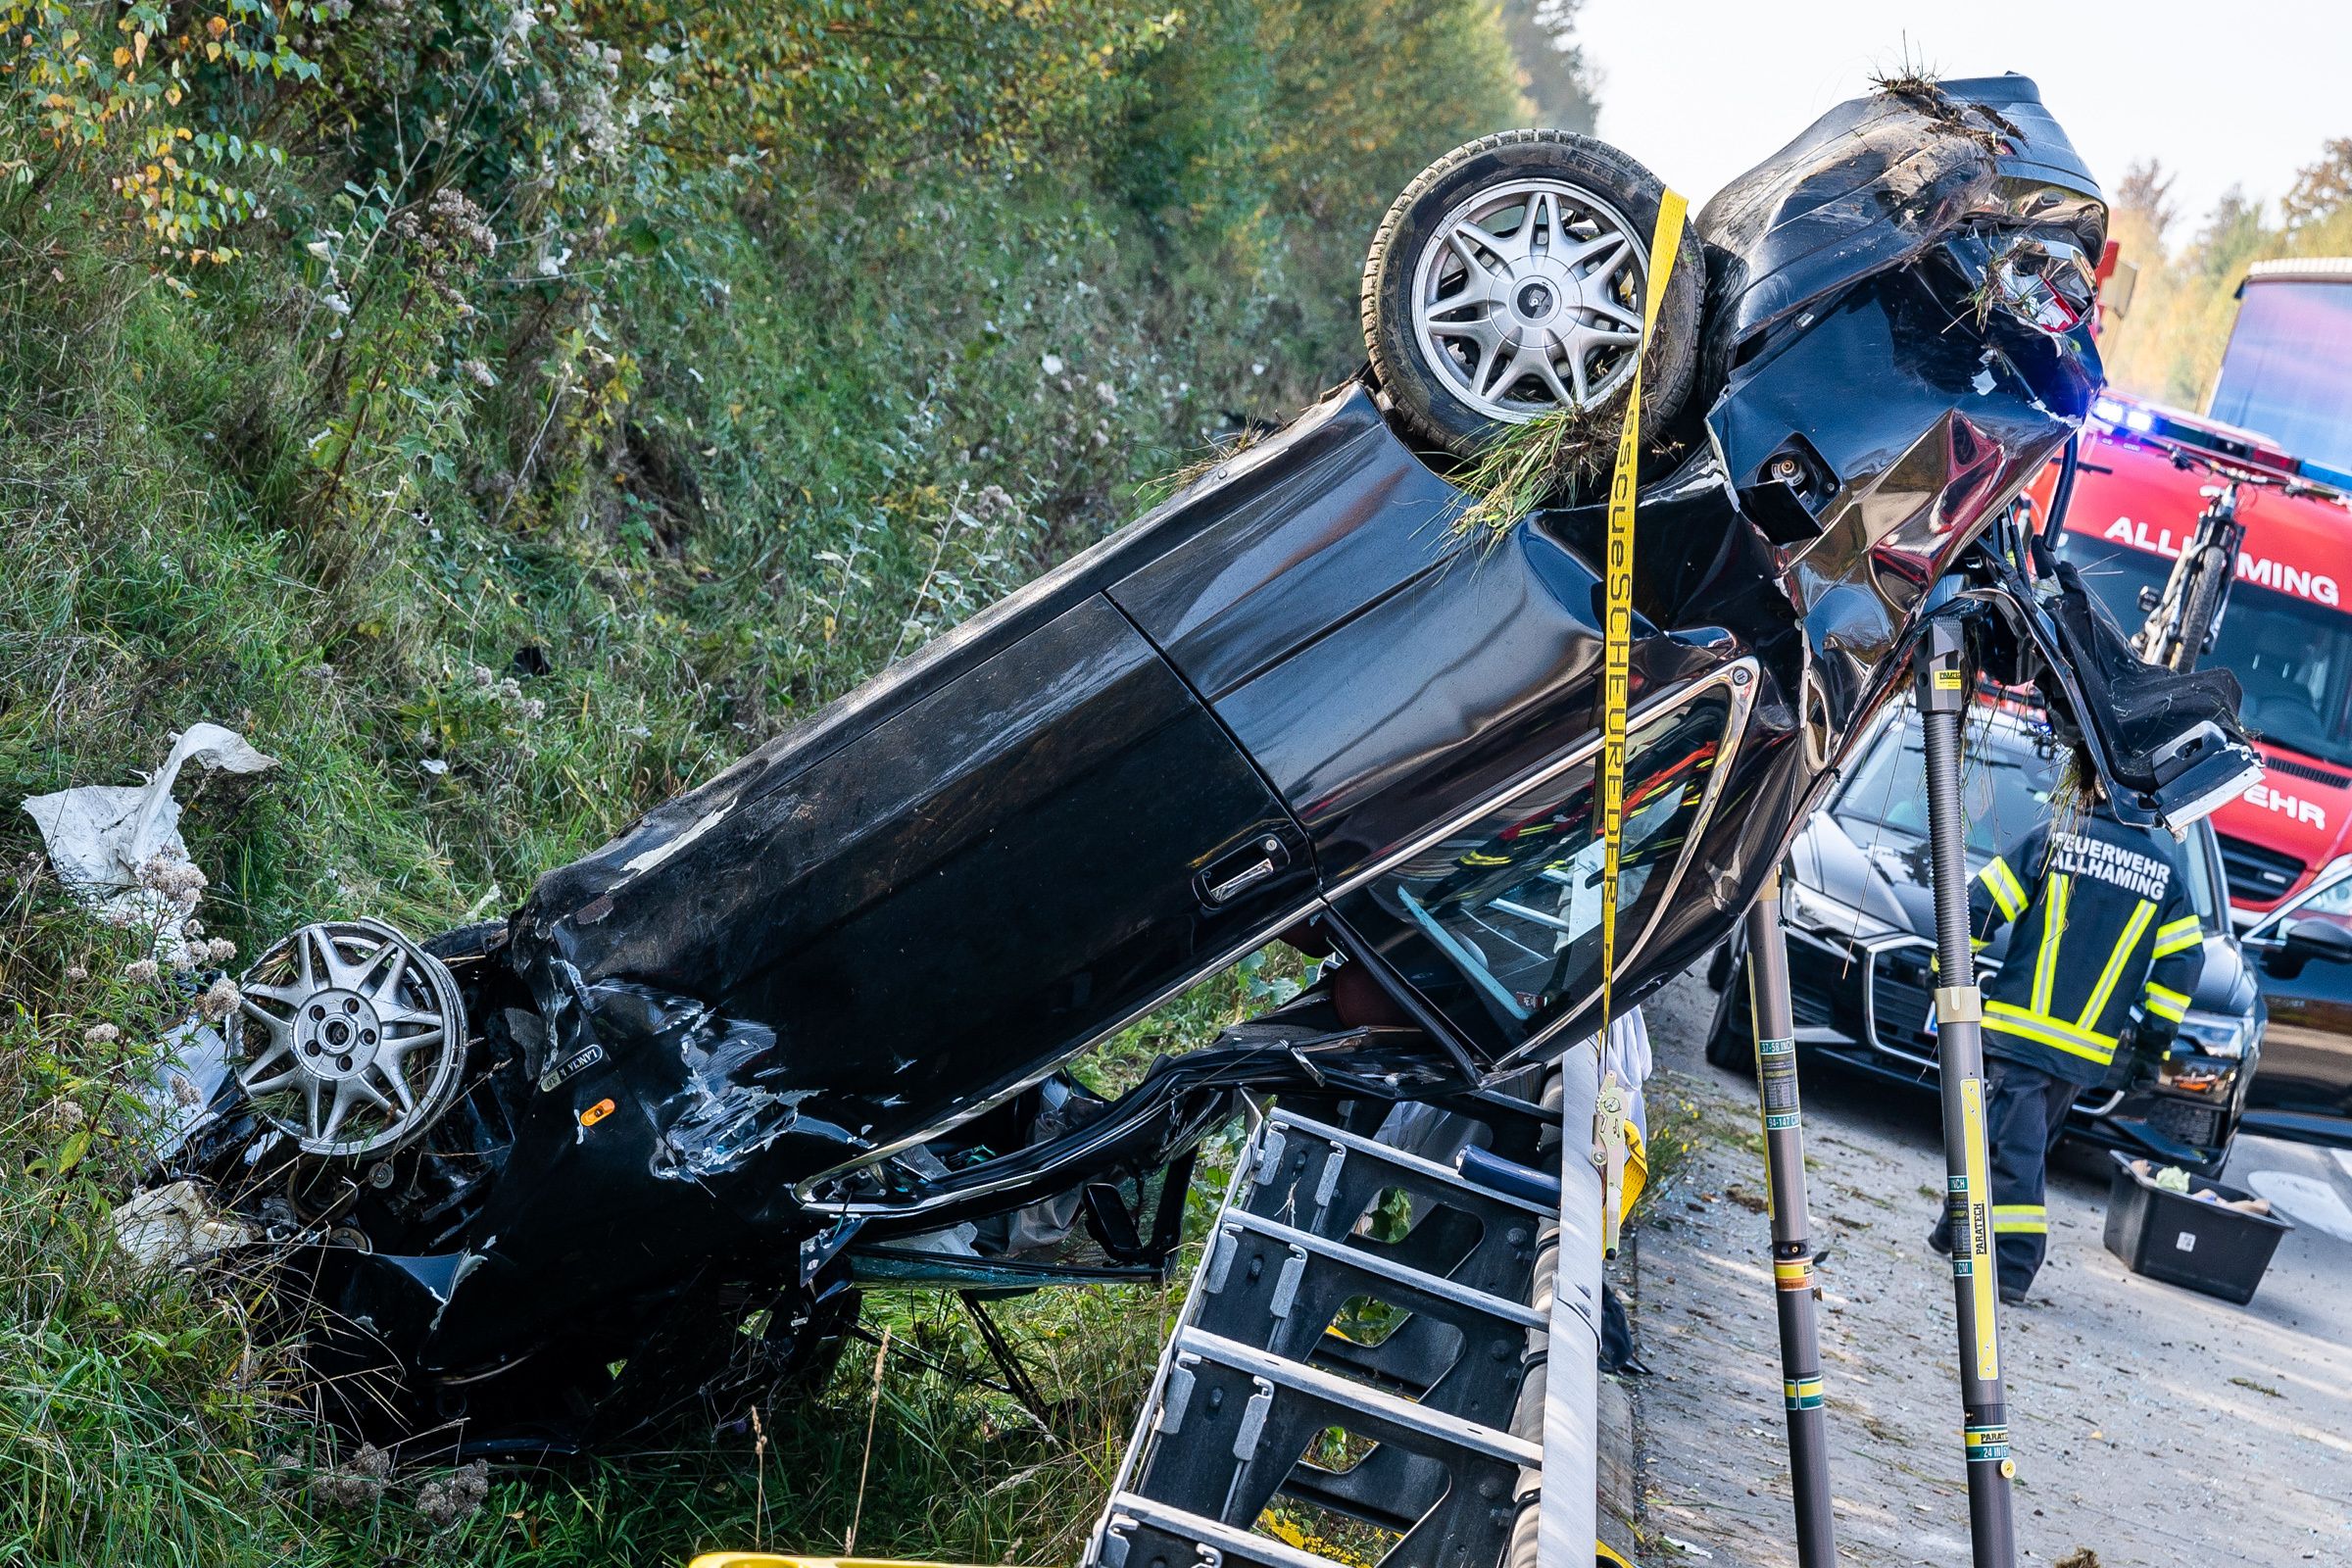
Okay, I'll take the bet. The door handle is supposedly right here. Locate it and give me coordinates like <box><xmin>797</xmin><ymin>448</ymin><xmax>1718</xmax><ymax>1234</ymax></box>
<box><xmin>1199</xmin><ymin>833</ymin><xmax>1292</xmax><ymax>906</ymax></box>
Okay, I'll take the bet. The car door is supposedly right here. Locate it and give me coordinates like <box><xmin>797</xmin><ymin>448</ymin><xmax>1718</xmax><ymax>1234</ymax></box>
<box><xmin>1108</xmin><ymin>397</ymin><xmax>1755</xmax><ymax>1065</ymax></box>
<box><xmin>1311</xmin><ymin>671</ymin><xmax>1754</xmax><ymax>1063</ymax></box>
<box><xmin>2244</xmin><ymin>866</ymin><xmax>2352</xmax><ymax>1119</ymax></box>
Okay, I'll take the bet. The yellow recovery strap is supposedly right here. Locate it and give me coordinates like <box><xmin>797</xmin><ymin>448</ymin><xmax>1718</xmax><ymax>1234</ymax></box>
<box><xmin>1596</xmin><ymin>189</ymin><xmax>1688</xmax><ymax>1041</ymax></box>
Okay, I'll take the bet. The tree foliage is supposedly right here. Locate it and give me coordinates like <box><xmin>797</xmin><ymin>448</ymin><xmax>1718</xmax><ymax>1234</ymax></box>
<box><xmin>2099</xmin><ymin>140</ymin><xmax>2352</xmax><ymax>410</ymax></box>
<box><xmin>2283</xmin><ymin>136</ymin><xmax>2352</xmax><ymax>232</ymax></box>
<box><xmin>0</xmin><ymin>0</ymin><xmax>313</xmax><ymax>263</ymax></box>
<box><xmin>1499</xmin><ymin>0</ymin><xmax>1597</xmax><ymax>132</ymax></box>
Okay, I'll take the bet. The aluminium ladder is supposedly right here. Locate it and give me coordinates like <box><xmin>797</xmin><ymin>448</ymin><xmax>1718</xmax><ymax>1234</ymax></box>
<box><xmin>1082</xmin><ymin>1045</ymin><xmax>1611</xmax><ymax>1568</ymax></box>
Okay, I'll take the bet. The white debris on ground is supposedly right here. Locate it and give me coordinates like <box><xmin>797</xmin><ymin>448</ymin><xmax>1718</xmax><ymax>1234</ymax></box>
<box><xmin>21</xmin><ymin>722</ymin><xmax>276</xmax><ymax>955</ymax></box>
<box><xmin>137</xmin><ymin>1019</ymin><xmax>239</xmax><ymax>1161</ymax></box>
<box><xmin>111</xmin><ymin>1179</ymin><xmax>255</xmax><ymax>1267</ymax></box>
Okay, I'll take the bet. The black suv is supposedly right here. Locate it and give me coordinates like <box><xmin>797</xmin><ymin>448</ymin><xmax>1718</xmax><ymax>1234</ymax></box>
<box><xmin>1705</xmin><ymin>702</ymin><xmax>2262</xmax><ymax>1173</ymax></box>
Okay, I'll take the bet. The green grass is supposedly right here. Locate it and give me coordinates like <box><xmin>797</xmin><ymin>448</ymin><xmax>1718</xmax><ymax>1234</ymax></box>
<box><xmin>1446</xmin><ymin>404</ymin><xmax>1624</xmax><ymax>541</ymax></box>
<box><xmin>0</xmin><ymin>0</ymin><xmax>1550</xmax><ymax>1549</ymax></box>
<box><xmin>264</xmin><ymin>1284</ymin><xmax>1190</xmax><ymax>1565</ymax></box>
<box><xmin>0</xmin><ymin>153</ymin><xmax>1397</xmax><ymax>1567</ymax></box>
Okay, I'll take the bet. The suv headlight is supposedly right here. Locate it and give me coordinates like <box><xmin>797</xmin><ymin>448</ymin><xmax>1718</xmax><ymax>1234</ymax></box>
<box><xmin>2170</xmin><ymin>1007</ymin><xmax>2250</xmax><ymax>1061</ymax></box>
<box><xmin>1783</xmin><ymin>879</ymin><xmax>1897</xmax><ymax>942</ymax></box>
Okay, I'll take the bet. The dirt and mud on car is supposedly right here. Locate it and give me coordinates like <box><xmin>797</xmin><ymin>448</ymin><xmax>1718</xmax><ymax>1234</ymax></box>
<box><xmin>119</xmin><ymin>71</ymin><xmax>2261</xmax><ymax>1568</ymax></box>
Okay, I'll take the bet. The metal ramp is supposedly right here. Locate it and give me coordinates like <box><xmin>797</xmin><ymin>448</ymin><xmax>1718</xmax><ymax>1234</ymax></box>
<box><xmin>1085</xmin><ymin>1048</ymin><xmax>1609</xmax><ymax>1568</ymax></box>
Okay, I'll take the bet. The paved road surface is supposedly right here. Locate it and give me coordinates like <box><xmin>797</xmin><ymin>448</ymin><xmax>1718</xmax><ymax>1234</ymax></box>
<box><xmin>1622</xmin><ymin>963</ymin><xmax>2352</xmax><ymax>1567</ymax></box>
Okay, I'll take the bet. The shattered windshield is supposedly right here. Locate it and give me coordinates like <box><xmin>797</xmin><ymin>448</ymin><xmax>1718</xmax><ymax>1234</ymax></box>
<box><xmin>2063</xmin><ymin>533</ymin><xmax>2352</xmax><ymax>767</ymax></box>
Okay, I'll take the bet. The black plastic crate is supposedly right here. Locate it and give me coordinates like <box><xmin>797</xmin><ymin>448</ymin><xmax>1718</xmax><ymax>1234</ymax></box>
<box><xmin>2102</xmin><ymin>1152</ymin><xmax>2292</xmax><ymax>1305</ymax></box>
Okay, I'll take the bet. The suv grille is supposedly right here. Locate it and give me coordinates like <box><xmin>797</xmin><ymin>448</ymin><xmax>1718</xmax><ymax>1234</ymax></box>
<box><xmin>2259</xmin><ymin>755</ymin><xmax>2351</xmax><ymax>789</ymax></box>
<box><xmin>2217</xmin><ymin>833</ymin><xmax>2304</xmax><ymax>902</ymax></box>
<box><xmin>2145</xmin><ymin>1097</ymin><xmax>2222</xmax><ymax>1152</ymax></box>
<box><xmin>1868</xmin><ymin>945</ymin><xmax>1938</xmax><ymax>1061</ymax></box>
<box><xmin>1789</xmin><ymin>964</ymin><xmax>1838</xmax><ymax>1029</ymax></box>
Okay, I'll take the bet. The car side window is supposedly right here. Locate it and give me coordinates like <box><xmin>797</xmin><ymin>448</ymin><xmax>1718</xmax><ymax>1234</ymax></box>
<box><xmin>2185</xmin><ymin>823</ymin><xmax>2221</xmax><ymax>927</ymax></box>
<box><xmin>1333</xmin><ymin>686</ymin><xmax>1737</xmax><ymax>1057</ymax></box>
<box><xmin>2281</xmin><ymin>870</ymin><xmax>2352</xmax><ymax>937</ymax></box>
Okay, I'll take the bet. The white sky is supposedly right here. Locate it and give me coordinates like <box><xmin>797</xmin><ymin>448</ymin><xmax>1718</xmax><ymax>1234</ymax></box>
<box><xmin>1577</xmin><ymin>0</ymin><xmax>2352</xmax><ymax>246</ymax></box>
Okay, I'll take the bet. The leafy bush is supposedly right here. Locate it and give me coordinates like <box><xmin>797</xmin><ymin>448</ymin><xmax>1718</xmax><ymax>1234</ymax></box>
<box><xmin>0</xmin><ymin>0</ymin><xmax>1588</xmax><ymax>1563</ymax></box>
<box><xmin>0</xmin><ymin>0</ymin><xmax>309</xmax><ymax>266</ymax></box>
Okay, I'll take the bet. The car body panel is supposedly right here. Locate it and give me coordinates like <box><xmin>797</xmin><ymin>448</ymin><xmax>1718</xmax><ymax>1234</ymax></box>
<box><xmin>2242</xmin><ymin>871</ymin><xmax>2352</xmax><ymax>1130</ymax></box>
<box><xmin>1199</xmin><ymin>511</ymin><xmax>1722</xmax><ymax>881</ymax></box>
<box><xmin>2244</xmin><ymin>958</ymin><xmax>2352</xmax><ymax>1121</ymax></box>
<box><xmin>1695</xmin><ymin>74</ymin><xmax>2103</xmax><ymax>393</ymax></box>
<box><xmin>512</xmin><ymin>593</ymin><xmax>1318</xmax><ymax>1186</ymax></box>
<box><xmin>1104</xmin><ymin>395</ymin><xmax>1466</xmax><ymax>701</ymax></box>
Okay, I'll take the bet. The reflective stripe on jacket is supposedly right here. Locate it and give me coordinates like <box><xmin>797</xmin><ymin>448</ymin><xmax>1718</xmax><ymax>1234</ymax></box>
<box><xmin>1969</xmin><ymin>810</ymin><xmax>2205</xmax><ymax>1087</ymax></box>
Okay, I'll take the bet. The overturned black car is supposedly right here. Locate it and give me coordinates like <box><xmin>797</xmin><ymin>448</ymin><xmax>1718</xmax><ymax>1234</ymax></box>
<box><xmin>143</xmin><ymin>76</ymin><xmax>2264</xmax><ymax>1456</ymax></box>
<box><xmin>1702</xmin><ymin>700</ymin><xmax>2263</xmax><ymax>1173</ymax></box>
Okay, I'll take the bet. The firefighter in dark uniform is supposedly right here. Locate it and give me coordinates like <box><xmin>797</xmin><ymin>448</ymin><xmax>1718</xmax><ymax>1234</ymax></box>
<box><xmin>1933</xmin><ymin>763</ymin><xmax>2205</xmax><ymax>1301</ymax></box>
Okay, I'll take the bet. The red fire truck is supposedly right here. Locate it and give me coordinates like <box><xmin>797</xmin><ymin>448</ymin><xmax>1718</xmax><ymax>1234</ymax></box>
<box><xmin>2043</xmin><ymin>259</ymin><xmax>2352</xmax><ymax>920</ymax></box>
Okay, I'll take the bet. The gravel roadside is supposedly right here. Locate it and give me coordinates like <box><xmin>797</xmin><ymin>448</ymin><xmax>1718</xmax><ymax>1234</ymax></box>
<box><xmin>1615</xmin><ymin>963</ymin><xmax>2352</xmax><ymax>1568</ymax></box>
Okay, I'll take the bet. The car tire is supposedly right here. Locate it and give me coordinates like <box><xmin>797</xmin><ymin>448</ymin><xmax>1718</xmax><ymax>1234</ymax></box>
<box><xmin>1703</xmin><ymin>959</ymin><xmax>1754</xmax><ymax>1074</ymax></box>
<box><xmin>1361</xmin><ymin>128</ymin><xmax>1704</xmax><ymax>458</ymax></box>
<box><xmin>1703</xmin><ymin>937</ymin><xmax>1735</xmax><ymax>993</ymax></box>
<box><xmin>423</xmin><ymin>919</ymin><xmax>510</xmax><ymax>962</ymax></box>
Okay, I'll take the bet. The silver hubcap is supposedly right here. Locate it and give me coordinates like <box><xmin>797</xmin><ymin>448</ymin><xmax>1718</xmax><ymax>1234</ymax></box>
<box><xmin>1410</xmin><ymin>177</ymin><xmax>1650</xmax><ymax>422</ymax></box>
<box><xmin>231</xmin><ymin>919</ymin><xmax>466</xmax><ymax>1157</ymax></box>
